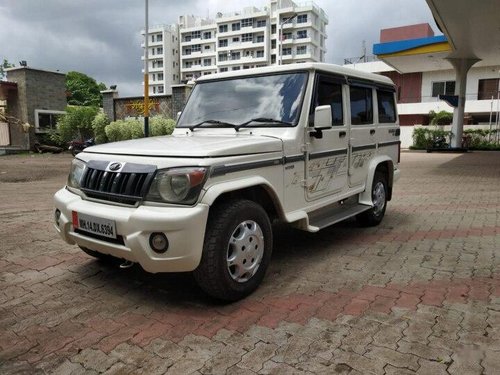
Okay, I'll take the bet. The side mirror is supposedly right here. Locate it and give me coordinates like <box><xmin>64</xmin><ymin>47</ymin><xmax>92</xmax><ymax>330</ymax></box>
<box><xmin>314</xmin><ymin>105</ymin><xmax>332</xmax><ymax>129</ymax></box>
<box><xmin>176</xmin><ymin>111</ymin><xmax>182</xmax><ymax>122</ymax></box>
<box><xmin>310</xmin><ymin>105</ymin><xmax>332</xmax><ymax>139</ymax></box>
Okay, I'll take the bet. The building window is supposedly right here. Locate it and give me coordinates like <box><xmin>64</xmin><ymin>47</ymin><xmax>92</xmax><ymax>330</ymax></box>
<box><xmin>232</xmin><ymin>37</ymin><xmax>240</xmax><ymax>42</ymax></box>
<box><xmin>256</xmin><ymin>35</ymin><xmax>264</xmax><ymax>43</ymax></box>
<box><xmin>185</xmin><ymin>61</ymin><xmax>192</xmax><ymax>68</ymax></box>
<box><xmin>192</xmin><ymin>44</ymin><xmax>201</xmax><ymax>52</ymax></box>
<box><xmin>283</xmin><ymin>32</ymin><xmax>292</xmax><ymax>40</ymax></box>
<box><xmin>219</xmin><ymin>24</ymin><xmax>228</xmax><ymax>33</ymax></box>
<box><xmin>220</xmin><ymin>67</ymin><xmax>228</xmax><ymax>72</ymax></box>
<box><xmin>152</xmin><ymin>86</ymin><xmax>156</xmax><ymax>94</ymax></box>
<box><xmin>296</xmin><ymin>46</ymin><xmax>307</xmax><ymax>55</ymax></box>
<box><xmin>184</xmin><ymin>48</ymin><xmax>191</xmax><ymax>55</ymax></box>
<box><xmin>256</xmin><ymin>19</ymin><xmax>266</xmax><ymax>27</ymax></box>
<box><xmin>432</xmin><ymin>81</ymin><xmax>455</xmax><ymax>97</ymax></box>
<box><xmin>158</xmin><ymin>86</ymin><xmax>164</xmax><ymax>94</ymax></box>
<box><xmin>377</xmin><ymin>90</ymin><xmax>396</xmax><ymax>123</ymax></box>
<box><xmin>478</xmin><ymin>78</ymin><xmax>500</xmax><ymax>100</ymax></box>
<box><xmin>158</xmin><ymin>73</ymin><xmax>164</xmax><ymax>81</ymax></box>
<box><xmin>271</xmin><ymin>39</ymin><xmax>276</xmax><ymax>49</ymax></box>
<box><xmin>203</xmin><ymin>31</ymin><xmax>211</xmax><ymax>39</ymax></box>
<box><xmin>203</xmin><ymin>72</ymin><xmax>211</xmax><ymax>75</ymax></box>
<box><xmin>350</xmin><ymin>86</ymin><xmax>373</xmax><ymax>125</ymax></box>
<box><xmin>282</xmin><ymin>48</ymin><xmax>292</xmax><ymax>56</ymax></box>
<box><xmin>156</xmin><ymin>47</ymin><xmax>163</xmax><ymax>55</ymax></box>
<box><xmin>232</xmin><ymin>66</ymin><xmax>241</xmax><ymax>71</ymax></box>
<box><xmin>271</xmin><ymin>24</ymin><xmax>276</xmax><ymax>34</ymax></box>
<box><xmin>203</xmin><ymin>58</ymin><xmax>211</xmax><ymax>66</ymax></box>
<box><xmin>297</xmin><ymin>14</ymin><xmax>307</xmax><ymax>23</ymax></box>
<box><xmin>35</xmin><ymin>110</ymin><xmax>64</xmax><ymax>133</ymax></box>
<box><xmin>256</xmin><ymin>50</ymin><xmax>264</xmax><ymax>58</ymax></box>
<box><xmin>242</xmin><ymin>33</ymin><xmax>253</xmax><ymax>42</ymax></box>
<box><xmin>184</xmin><ymin>35</ymin><xmax>192</xmax><ymax>42</ymax></box>
<box><xmin>218</xmin><ymin>53</ymin><xmax>228</xmax><ymax>61</ymax></box>
<box><xmin>297</xmin><ymin>30</ymin><xmax>307</xmax><ymax>39</ymax></box>
<box><xmin>219</xmin><ymin>39</ymin><xmax>228</xmax><ymax>47</ymax></box>
<box><xmin>232</xmin><ymin>23</ymin><xmax>241</xmax><ymax>31</ymax></box>
<box><xmin>241</xmin><ymin>18</ymin><xmax>253</xmax><ymax>27</ymax></box>
<box><xmin>156</xmin><ymin>34</ymin><xmax>162</xmax><ymax>42</ymax></box>
<box><xmin>231</xmin><ymin>52</ymin><xmax>241</xmax><ymax>60</ymax></box>
<box><xmin>192</xmin><ymin>31</ymin><xmax>201</xmax><ymax>39</ymax></box>
<box><xmin>271</xmin><ymin>54</ymin><xmax>276</xmax><ymax>64</ymax></box>
<box><xmin>204</xmin><ymin>45</ymin><xmax>210</xmax><ymax>50</ymax></box>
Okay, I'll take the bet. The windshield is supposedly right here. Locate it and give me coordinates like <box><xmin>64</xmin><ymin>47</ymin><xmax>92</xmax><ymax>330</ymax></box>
<box><xmin>177</xmin><ymin>72</ymin><xmax>308</xmax><ymax>128</ymax></box>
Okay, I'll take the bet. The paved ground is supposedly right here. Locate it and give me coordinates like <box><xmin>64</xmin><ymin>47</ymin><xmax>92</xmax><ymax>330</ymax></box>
<box><xmin>1</xmin><ymin>151</ymin><xmax>499</xmax><ymax>374</ymax></box>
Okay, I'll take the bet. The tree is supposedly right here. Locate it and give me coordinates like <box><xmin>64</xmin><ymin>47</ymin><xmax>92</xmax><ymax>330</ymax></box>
<box><xmin>66</xmin><ymin>71</ymin><xmax>107</xmax><ymax>107</ymax></box>
<box><xmin>0</xmin><ymin>59</ymin><xmax>14</xmax><ymax>80</ymax></box>
<box><xmin>53</xmin><ymin>105</ymin><xmax>99</xmax><ymax>143</ymax></box>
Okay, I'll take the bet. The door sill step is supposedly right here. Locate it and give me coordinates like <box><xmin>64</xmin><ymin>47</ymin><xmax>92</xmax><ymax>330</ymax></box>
<box><xmin>309</xmin><ymin>202</ymin><xmax>371</xmax><ymax>230</ymax></box>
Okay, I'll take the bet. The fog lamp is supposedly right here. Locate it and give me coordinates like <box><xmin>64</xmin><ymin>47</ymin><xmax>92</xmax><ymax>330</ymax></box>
<box><xmin>149</xmin><ymin>233</ymin><xmax>169</xmax><ymax>253</ymax></box>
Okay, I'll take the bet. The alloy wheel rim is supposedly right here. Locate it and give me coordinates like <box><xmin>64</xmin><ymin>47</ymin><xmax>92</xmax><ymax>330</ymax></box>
<box><xmin>226</xmin><ymin>220</ymin><xmax>264</xmax><ymax>283</ymax></box>
<box><xmin>373</xmin><ymin>181</ymin><xmax>386</xmax><ymax>216</ymax></box>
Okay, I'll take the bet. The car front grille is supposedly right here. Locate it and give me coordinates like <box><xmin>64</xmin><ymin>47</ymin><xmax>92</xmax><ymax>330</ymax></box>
<box><xmin>80</xmin><ymin>160</ymin><xmax>156</xmax><ymax>205</ymax></box>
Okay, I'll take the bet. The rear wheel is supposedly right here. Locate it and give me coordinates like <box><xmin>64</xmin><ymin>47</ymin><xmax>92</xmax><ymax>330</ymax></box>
<box><xmin>356</xmin><ymin>171</ymin><xmax>388</xmax><ymax>227</ymax></box>
<box><xmin>194</xmin><ymin>199</ymin><xmax>273</xmax><ymax>301</ymax></box>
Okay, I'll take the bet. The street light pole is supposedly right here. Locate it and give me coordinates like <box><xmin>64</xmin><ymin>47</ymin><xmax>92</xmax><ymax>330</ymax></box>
<box><xmin>143</xmin><ymin>0</ymin><xmax>150</xmax><ymax>137</ymax></box>
<box><xmin>278</xmin><ymin>13</ymin><xmax>297</xmax><ymax>65</ymax></box>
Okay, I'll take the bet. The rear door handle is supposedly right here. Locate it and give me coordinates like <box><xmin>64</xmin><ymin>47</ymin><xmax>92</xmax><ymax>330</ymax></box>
<box><xmin>370</xmin><ymin>129</ymin><xmax>376</xmax><ymax>135</ymax></box>
<box><xmin>339</xmin><ymin>131</ymin><xmax>346</xmax><ymax>138</ymax></box>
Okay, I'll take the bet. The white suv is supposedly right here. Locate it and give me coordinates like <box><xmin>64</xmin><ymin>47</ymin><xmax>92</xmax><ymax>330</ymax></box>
<box><xmin>54</xmin><ymin>63</ymin><xmax>400</xmax><ymax>301</ymax></box>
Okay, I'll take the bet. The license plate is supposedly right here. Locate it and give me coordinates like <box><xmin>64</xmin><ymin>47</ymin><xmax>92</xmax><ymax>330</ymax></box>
<box><xmin>72</xmin><ymin>211</ymin><xmax>117</xmax><ymax>239</ymax></box>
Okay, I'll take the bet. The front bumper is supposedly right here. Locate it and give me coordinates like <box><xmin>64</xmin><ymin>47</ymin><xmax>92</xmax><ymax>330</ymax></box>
<box><xmin>53</xmin><ymin>188</ymin><xmax>209</xmax><ymax>273</ymax></box>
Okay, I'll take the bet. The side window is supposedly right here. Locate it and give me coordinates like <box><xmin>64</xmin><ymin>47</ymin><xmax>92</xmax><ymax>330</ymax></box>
<box><xmin>377</xmin><ymin>90</ymin><xmax>396</xmax><ymax>123</ymax></box>
<box><xmin>350</xmin><ymin>86</ymin><xmax>373</xmax><ymax>125</ymax></box>
<box><xmin>312</xmin><ymin>78</ymin><xmax>344</xmax><ymax>126</ymax></box>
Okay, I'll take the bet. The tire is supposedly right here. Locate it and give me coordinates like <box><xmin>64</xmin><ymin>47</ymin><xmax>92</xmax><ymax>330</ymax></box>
<box><xmin>356</xmin><ymin>171</ymin><xmax>388</xmax><ymax>227</ymax></box>
<box><xmin>193</xmin><ymin>199</ymin><xmax>273</xmax><ymax>301</ymax></box>
<box><xmin>79</xmin><ymin>246</ymin><xmax>114</xmax><ymax>262</ymax></box>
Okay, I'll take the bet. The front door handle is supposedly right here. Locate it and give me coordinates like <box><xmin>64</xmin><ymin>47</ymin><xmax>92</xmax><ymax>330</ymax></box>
<box><xmin>339</xmin><ymin>131</ymin><xmax>346</xmax><ymax>138</ymax></box>
<box><xmin>370</xmin><ymin>129</ymin><xmax>376</xmax><ymax>135</ymax></box>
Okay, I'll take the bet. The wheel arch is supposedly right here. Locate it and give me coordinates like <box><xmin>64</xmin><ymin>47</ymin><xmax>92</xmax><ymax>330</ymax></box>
<box><xmin>200</xmin><ymin>176</ymin><xmax>285</xmax><ymax>222</ymax></box>
<box><xmin>359</xmin><ymin>156</ymin><xmax>394</xmax><ymax>205</ymax></box>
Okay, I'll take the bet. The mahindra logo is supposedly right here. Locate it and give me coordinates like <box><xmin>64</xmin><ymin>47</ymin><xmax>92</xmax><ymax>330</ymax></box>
<box><xmin>108</xmin><ymin>162</ymin><xmax>122</xmax><ymax>171</ymax></box>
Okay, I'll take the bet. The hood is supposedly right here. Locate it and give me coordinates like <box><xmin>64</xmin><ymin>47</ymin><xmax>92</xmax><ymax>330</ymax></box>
<box><xmin>84</xmin><ymin>134</ymin><xmax>283</xmax><ymax>157</ymax></box>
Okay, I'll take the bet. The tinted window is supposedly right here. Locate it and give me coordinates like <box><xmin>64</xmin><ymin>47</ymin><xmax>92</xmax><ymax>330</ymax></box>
<box><xmin>350</xmin><ymin>86</ymin><xmax>373</xmax><ymax>125</ymax></box>
<box><xmin>377</xmin><ymin>90</ymin><xmax>396</xmax><ymax>123</ymax></box>
<box><xmin>177</xmin><ymin>72</ymin><xmax>308</xmax><ymax>127</ymax></box>
<box><xmin>313</xmin><ymin>78</ymin><xmax>343</xmax><ymax>125</ymax></box>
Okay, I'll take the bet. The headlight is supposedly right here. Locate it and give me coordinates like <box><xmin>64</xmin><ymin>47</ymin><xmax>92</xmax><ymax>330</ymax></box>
<box><xmin>146</xmin><ymin>167</ymin><xmax>208</xmax><ymax>205</ymax></box>
<box><xmin>67</xmin><ymin>158</ymin><xmax>86</xmax><ymax>189</ymax></box>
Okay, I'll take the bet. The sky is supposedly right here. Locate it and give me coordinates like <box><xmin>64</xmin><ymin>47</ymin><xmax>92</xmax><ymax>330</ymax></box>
<box><xmin>0</xmin><ymin>0</ymin><xmax>438</xmax><ymax>97</ymax></box>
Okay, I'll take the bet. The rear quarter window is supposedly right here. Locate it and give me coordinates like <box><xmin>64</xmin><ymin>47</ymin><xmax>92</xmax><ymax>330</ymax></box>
<box><xmin>377</xmin><ymin>90</ymin><xmax>396</xmax><ymax>123</ymax></box>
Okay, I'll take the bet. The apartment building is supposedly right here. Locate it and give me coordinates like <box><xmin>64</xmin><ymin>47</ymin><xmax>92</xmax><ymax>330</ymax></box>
<box><xmin>141</xmin><ymin>24</ymin><xmax>180</xmax><ymax>95</ymax></box>
<box><xmin>142</xmin><ymin>0</ymin><xmax>328</xmax><ymax>91</ymax></box>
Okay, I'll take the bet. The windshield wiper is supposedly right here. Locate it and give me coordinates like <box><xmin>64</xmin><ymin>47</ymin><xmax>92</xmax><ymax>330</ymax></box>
<box><xmin>235</xmin><ymin>118</ymin><xmax>293</xmax><ymax>131</ymax></box>
<box><xmin>188</xmin><ymin>119</ymin><xmax>237</xmax><ymax>132</ymax></box>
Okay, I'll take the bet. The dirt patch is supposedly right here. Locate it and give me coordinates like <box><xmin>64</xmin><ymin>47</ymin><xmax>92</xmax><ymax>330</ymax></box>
<box><xmin>0</xmin><ymin>153</ymin><xmax>73</xmax><ymax>183</ymax></box>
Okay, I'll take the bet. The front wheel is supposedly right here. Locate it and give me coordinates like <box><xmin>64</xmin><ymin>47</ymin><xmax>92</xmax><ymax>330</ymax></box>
<box><xmin>193</xmin><ymin>199</ymin><xmax>273</xmax><ymax>301</ymax></box>
<box><xmin>356</xmin><ymin>171</ymin><xmax>388</xmax><ymax>227</ymax></box>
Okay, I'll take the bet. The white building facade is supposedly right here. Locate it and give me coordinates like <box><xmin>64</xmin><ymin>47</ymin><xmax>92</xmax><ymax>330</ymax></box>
<box><xmin>141</xmin><ymin>25</ymin><xmax>180</xmax><ymax>96</ymax></box>
<box><xmin>142</xmin><ymin>0</ymin><xmax>328</xmax><ymax>91</ymax></box>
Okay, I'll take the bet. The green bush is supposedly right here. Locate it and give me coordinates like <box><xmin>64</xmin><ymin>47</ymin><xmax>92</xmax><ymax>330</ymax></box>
<box><xmin>412</xmin><ymin>127</ymin><xmax>452</xmax><ymax>149</ymax></box>
<box><xmin>53</xmin><ymin>106</ymin><xmax>99</xmax><ymax>143</ymax></box>
<box><xmin>105</xmin><ymin>116</ymin><xmax>175</xmax><ymax>142</ymax></box>
<box><xmin>429</xmin><ymin>110</ymin><xmax>453</xmax><ymax>125</ymax></box>
<box><xmin>150</xmin><ymin>116</ymin><xmax>176</xmax><ymax>136</ymax></box>
<box><xmin>91</xmin><ymin>112</ymin><xmax>110</xmax><ymax>144</ymax></box>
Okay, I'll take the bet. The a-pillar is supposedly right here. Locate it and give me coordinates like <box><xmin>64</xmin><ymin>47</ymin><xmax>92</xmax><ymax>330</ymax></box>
<box><xmin>447</xmin><ymin>58</ymin><xmax>480</xmax><ymax>148</ymax></box>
